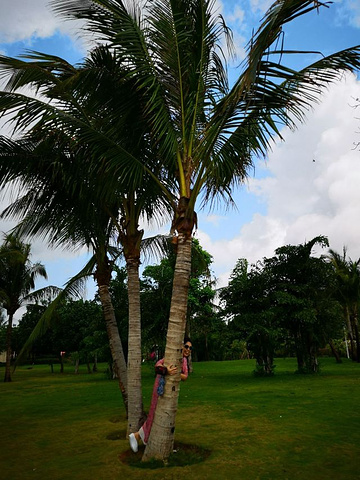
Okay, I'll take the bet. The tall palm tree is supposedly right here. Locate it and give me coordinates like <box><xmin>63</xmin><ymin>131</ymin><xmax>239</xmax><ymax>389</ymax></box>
<box><xmin>328</xmin><ymin>247</ymin><xmax>360</xmax><ymax>362</ymax></box>
<box><xmin>0</xmin><ymin>133</ymin><xmax>130</xmax><ymax>404</ymax></box>
<box><xmin>50</xmin><ymin>0</ymin><xmax>360</xmax><ymax>460</ymax></box>
<box><xmin>0</xmin><ymin>45</ymin><xmax>172</xmax><ymax>427</ymax></box>
<box><xmin>0</xmin><ymin>233</ymin><xmax>50</xmax><ymax>382</ymax></box>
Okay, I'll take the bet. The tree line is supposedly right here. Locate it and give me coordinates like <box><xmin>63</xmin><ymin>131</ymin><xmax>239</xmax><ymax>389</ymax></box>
<box><xmin>2</xmin><ymin>234</ymin><xmax>358</xmax><ymax>379</ymax></box>
<box><xmin>0</xmin><ymin>0</ymin><xmax>359</xmax><ymax>463</ymax></box>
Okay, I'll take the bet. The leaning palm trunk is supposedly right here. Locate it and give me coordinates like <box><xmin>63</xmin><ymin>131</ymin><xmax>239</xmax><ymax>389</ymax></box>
<box><xmin>126</xmin><ymin>257</ymin><xmax>145</xmax><ymax>433</ymax></box>
<box><xmin>98</xmin><ymin>283</ymin><xmax>128</xmax><ymax>413</ymax></box>
<box><xmin>4</xmin><ymin>312</ymin><xmax>14</xmax><ymax>382</ymax></box>
<box><xmin>142</xmin><ymin>234</ymin><xmax>192</xmax><ymax>461</ymax></box>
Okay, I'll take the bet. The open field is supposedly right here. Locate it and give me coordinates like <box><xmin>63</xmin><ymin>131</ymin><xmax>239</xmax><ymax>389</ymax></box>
<box><xmin>1</xmin><ymin>358</ymin><xmax>359</xmax><ymax>480</ymax></box>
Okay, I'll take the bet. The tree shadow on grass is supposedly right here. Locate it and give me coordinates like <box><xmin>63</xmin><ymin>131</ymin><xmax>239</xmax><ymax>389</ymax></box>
<box><xmin>119</xmin><ymin>442</ymin><xmax>211</xmax><ymax>469</ymax></box>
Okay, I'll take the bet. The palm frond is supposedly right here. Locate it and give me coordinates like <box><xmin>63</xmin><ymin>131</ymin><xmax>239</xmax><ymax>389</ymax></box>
<box><xmin>23</xmin><ymin>285</ymin><xmax>63</xmax><ymax>303</ymax></box>
<box><xmin>241</xmin><ymin>0</ymin><xmax>332</xmax><ymax>89</ymax></box>
<box><xmin>14</xmin><ymin>260</ymin><xmax>94</xmax><ymax>365</ymax></box>
<box><xmin>15</xmin><ymin>290</ymin><xmax>69</xmax><ymax>365</ymax></box>
<box><xmin>140</xmin><ymin>234</ymin><xmax>172</xmax><ymax>264</ymax></box>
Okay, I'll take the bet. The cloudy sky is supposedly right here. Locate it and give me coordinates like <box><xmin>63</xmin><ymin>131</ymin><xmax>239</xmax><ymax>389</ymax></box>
<box><xmin>0</xmin><ymin>0</ymin><xmax>360</xmax><ymax>301</ymax></box>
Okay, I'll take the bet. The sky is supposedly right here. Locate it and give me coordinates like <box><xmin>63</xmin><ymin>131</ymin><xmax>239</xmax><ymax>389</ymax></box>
<box><xmin>0</xmin><ymin>0</ymin><xmax>360</xmax><ymax>308</ymax></box>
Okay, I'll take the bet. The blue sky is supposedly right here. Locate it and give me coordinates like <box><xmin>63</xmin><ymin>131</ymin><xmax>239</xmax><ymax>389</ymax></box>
<box><xmin>0</xmin><ymin>0</ymin><xmax>360</xmax><ymax>306</ymax></box>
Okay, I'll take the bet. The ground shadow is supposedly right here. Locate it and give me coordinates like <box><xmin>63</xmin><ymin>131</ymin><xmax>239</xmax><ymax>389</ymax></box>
<box><xmin>119</xmin><ymin>442</ymin><xmax>211</xmax><ymax>469</ymax></box>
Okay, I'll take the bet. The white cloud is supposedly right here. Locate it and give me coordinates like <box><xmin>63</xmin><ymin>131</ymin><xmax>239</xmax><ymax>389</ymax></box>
<box><xmin>337</xmin><ymin>0</ymin><xmax>360</xmax><ymax>29</ymax></box>
<box><xmin>227</xmin><ymin>5</ymin><xmax>245</xmax><ymax>24</ymax></box>
<box><xmin>249</xmin><ymin>0</ymin><xmax>273</xmax><ymax>15</ymax></box>
<box><xmin>0</xmin><ymin>0</ymin><xmax>78</xmax><ymax>43</ymax></box>
<box><xmin>197</xmin><ymin>74</ymin><xmax>360</xmax><ymax>286</ymax></box>
<box><xmin>0</xmin><ymin>0</ymin><xmax>91</xmax><ymax>55</ymax></box>
<box><xmin>203</xmin><ymin>214</ymin><xmax>228</xmax><ymax>227</ymax></box>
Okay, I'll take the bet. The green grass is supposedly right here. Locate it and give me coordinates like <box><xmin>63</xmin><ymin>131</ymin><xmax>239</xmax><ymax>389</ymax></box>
<box><xmin>1</xmin><ymin>358</ymin><xmax>360</xmax><ymax>479</ymax></box>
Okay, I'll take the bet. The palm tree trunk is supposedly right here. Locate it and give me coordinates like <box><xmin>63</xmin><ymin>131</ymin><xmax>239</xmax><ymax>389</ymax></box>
<box><xmin>98</xmin><ymin>284</ymin><xmax>128</xmax><ymax>414</ymax></box>
<box><xmin>142</xmin><ymin>233</ymin><xmax>192</xmax><ymax>462</ymax></box>
<box><xmin>345</xmin><ymin>308</ymin><xmax>356</xmax><ymax>360</ymax></box>
<box><xmin>4</xmin><ymin>313</ymin><xmax>14</xmax><ymax>382</ymax></box>
<box><xmin>126</xmin><ymin>258</ymin><xmax>145</xmax><ymax>433</ymax></box>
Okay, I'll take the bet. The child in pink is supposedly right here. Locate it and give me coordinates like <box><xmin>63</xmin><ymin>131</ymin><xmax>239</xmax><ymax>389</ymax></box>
<box><xmin>129</xmin><ymin>338</ymin><xmax>192</xmax><ymax>452</ymax></box>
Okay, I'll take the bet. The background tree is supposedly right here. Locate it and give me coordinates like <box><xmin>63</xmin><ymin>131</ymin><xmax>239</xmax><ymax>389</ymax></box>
<box><xmin>264</xmin><ymin>236</ymin><xmax>342</xmax><ymax>373</ymax></box>
<box><xmin>186</xmin><ymin>240</ymin><xmax>219</xmax><ymax>362</ymax></box>
<box><xmin>220</xmin><ymin>259</ymin><xmax>282</xmax><ymax>375</ymax></box>
<box><xmin>328</xmin><ymin>247</ymin><xmax>360</xmax><ymax>362</ymax></box>
<box><xmin>140</xmin><ymin>259</ymin><xmax>173</xmax><ymax>357</ymax></box>
<box><xmin>15</xmin><ymin>304</ymin><xmax>52</xmax><ymax>363</ymax></box>
<box><xmin>16</xmin><ymin>299</ymin><xmax>109</xmax><ymax>372</ymax></box>
<box><xmin>221</xmin><ymin>238</ymin><xmax>343</xmax><ymax>375</ymax></box>
<box><xmin>140</xmin><ymin>239</ymin><xmax>218</xmax><ymax>360</ymax></box>
<box><xmin>0</xmin><ymin>233</ymin><xmax>57</xmax><ymax>381</ymax></box>
<box><xmin>55</xmin><ymin>299</ymin><xmax>105</xmax><ymax>373</ymax></box>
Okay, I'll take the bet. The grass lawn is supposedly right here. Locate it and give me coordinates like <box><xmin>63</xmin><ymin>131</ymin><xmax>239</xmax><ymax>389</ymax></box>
<box><xmin>0</xmin><ymin>357</ymin><xmax>359</xmax><ymax>479</ymax></box>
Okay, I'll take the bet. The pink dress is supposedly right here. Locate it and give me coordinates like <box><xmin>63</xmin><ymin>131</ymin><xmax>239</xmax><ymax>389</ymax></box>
<box><xmin>139</xmin><ymin>357</ymin><xmax>189</xmax><ymax>444</ymax></box>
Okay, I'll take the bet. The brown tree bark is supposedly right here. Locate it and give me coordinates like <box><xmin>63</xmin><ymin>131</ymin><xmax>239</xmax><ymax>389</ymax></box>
<box><xmin>98</xmin><ymin>283</ymin><xmax>128</xmax><ymax>414</ymax></box>
<box><xmin>142</xmin><ymin>233</ymin><xmax>192</xmax><ymax>461</ymax></box>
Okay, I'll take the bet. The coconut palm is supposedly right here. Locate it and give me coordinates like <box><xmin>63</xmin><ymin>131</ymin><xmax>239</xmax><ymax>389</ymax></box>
<box><xmin>0</xmin><ymin>44</ymin><xmax>172</xmax><ymax>427</ymax></box>
<box><xmin>49</xmin><ymin>0</ymin><xmax>360</xmax><ymax>460</ymax></box>
<box><xmin>0</xmin><ymin>133</ymin><xmax>129</xmax><ymax>403</ymax></box>
<box><xmin>0</xmin><ymin>130</ymin><xmax>163</xmax><ymax>423</ymax></box>
<box><xmin>0</xmin><ymin>233</ymin><xmax>56</xmax><ymax>382</ymax></box>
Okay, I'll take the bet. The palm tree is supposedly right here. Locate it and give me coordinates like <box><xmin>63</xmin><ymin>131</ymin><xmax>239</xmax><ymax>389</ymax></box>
<box><xmin>2</xmin><ymin>0</ymin><xmax>360</xmax><ymax>461</ymax></box>
<box><xmin>0</xmin><ymin>45</ymin><xmax>172</xmax><ymax>427</ymax></box>
<box><xmin>0</xmin><ymin>133</ymin><xmax>130</xmax><ymax>401</ymax></box>
<box><xmin>51</xmin><ymin>0</ymin><xmax>360</xmax><ymax>460</ymax></box>
<box><xmin>328</xmin><ymin>248</ymin><xmax>360</xmax><ymax>362</ymax></box>
<box><xmin>0</xmin><ymin>233</ymin><xmax>50</xmax><ymax>382</ymax></box>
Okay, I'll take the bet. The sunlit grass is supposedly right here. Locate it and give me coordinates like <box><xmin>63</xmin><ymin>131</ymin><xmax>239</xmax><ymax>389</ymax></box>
<box><xmin>0</xmin><ymin>358</ymin><xmax>359</xmax><ymax>479</ymax></box>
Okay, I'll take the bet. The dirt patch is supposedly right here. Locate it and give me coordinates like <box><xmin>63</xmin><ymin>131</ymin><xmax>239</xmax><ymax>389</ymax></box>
<box><xmin>119</xmin><ymin>442</ymin><xmax>211</xmax><ymax>469</ymax></box>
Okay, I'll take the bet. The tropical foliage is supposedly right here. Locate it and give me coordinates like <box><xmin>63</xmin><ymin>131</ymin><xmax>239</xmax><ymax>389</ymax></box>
<box><xmin>7</xmin><ymin>236</ymin><xmax>356</xmax><ymax>373</ymax></box>
<box><xmin>221</xmin><ymin>236</ymin><xmax>343</xmax><ymax>375</ymax></box>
